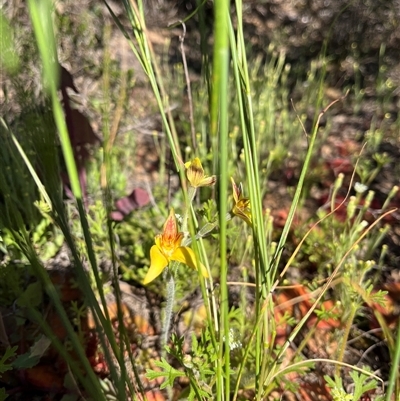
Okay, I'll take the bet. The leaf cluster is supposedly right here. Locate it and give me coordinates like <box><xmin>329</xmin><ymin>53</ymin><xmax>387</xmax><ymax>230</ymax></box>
<box><xmin>325</xmin><ymin>368</ymin><xmax>384</xmax><ymax>401</ymax></box>
<box><xmin>146</xmin><ymin>330</ymin><xmax>217</xmax><ymax>400</ymax></box>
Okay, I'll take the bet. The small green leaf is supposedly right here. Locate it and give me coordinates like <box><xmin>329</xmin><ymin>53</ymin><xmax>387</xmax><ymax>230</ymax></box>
<box><xmin>13</xmin><ymin>335</ymin><xmax>50</xmax><ymax>369</ymax></box>
<box><xmin>0</xmin><ymin>387</ymin><xmax>9</xmax><ymax>401</ymax></box>
<box><xmin>13</xmin><ymin>352</ymin><xmax>40</xmax><ymax>369</ymax></box>
<box><xmin>146</xmin><ymin>357</ymin><xmax>185</xmax><ymax>389</ymax></box>
<box><xmin>0</xmin><ymin>346</ymin><xmax>17</xmax><ymax>377</ymax></box>
<box><xmin>369</xmin><ymin>289</ymin><xmax>388</xmax><ymax>307</ymax></box>
<box><xmin>16</xmin><ymin>281</ymin><xmax>42</xmax><ymax>308</ymax></box>
<box><xmin>29</xmin><ymin>335</ymin><xmax>51</xmax><ymax>358</ymax></box>
<box><xmin>350</xmin><ymin>368</ymin><xmax>377</xmax><ymax>401</ymax></box>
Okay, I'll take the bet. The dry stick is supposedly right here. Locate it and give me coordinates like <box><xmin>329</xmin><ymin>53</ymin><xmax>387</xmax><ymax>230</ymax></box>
<box><xmin>270</xmin><ymin>358</ymin><xmax>384</xmax><ymax>390</ymax></box>
<box><xmin>178</xmin><ymin>21</ymin><xmax>197</xmax><ymax>151</ymax></box>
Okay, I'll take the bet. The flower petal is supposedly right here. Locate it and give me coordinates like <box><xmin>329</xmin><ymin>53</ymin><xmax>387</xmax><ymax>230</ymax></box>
<box><xmin>199</xmin><ymin>175</ymin><xmax>217</xmax><ymax>187</ymax></box>
<box><xmin>233</xmin><ymin>198</ymin><xmax>252</xmax><ymax>226</ymax></box>
<box><xmin>186</xmin><ymin>158</ymin><xmax>204</xmax><ymax>187</ymax></box>
<box><xmin>163</xmin><ymin>209</ymin><xmax>179</xmax><ymax>241</ymax></box>
<box><xmin>143</xmin><ymin>245</ymin><xmax>168</xmax><ymax>284</ymax></box>
<box><xmin>172</xmin><ymin>247</ymin><xmax>209</xmax><ymax>278</ymax></box>
<box><xmin>185</xmin><ymin>158</ymin><xmax>216</xmax><ymax>188</ymax></box>
<box><xmin>231</xmin><ymin>177</ymin><xmax>240</xmax><ymax>203</ymax></box>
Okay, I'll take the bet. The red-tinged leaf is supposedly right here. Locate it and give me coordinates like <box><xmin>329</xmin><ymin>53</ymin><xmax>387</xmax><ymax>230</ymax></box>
<box><xmin>318</xmin><ymin>194</ymin><xmax>348</xmax><ymax>221</ymax></box>
<box><xmin>59</xmin><ymin>65</ymin><xmax>99</xmax><ymax>150</ymax></box>
<box><xmin>58</xmin><ymin>65</ymin><xmax>99</xmax><ymax>202</ymax></box>
<box><xmin>109</xmin><ymin>210</ymin><xmax>125</xmax><ymax>221</ymax></box>
<box><xmin>328</xmin><ymin>157</ymin><xmax>354</xmax><ymax>175</ymax></box>
<box><xmin>60</xmin><ymin>65</ymin><xmax>79</xmax><ymax>93</ymax></box>
<box><xmin>143</xmin><ymin>390</ymin><xmax>166</xmax><ymax>401</ymax></box>
<box><xmin>335</xmin><ymin>138</ymin><xmax>360</xmax><ymax>157</ymax></box>
<box><xmin>111</xmin><ymin>188</ymin><xmax>150</xmax><ymax>221</ymax></box>
<box><xmin>24</xmin><ymin>365</ymin><xmax>64</xmax><ymax>391</ymax></box>
<box><xmin>85</xmin><ymin>331</ymin><xmax>99</xmax><ymax>359</ymax></box>
<box><xmin>68</xmin><ymin>108</ymin><xmax>100</xmax><ymax>149</ymax></box>
<box><xmin>49</xmin><ymin>271</ymin><xmax>82</xmax><ymax>302</ymax></box>
<box><xmin>47</xmin><ymin>310</ymin><xmax>67</xmax><ymax>340</ymax></box>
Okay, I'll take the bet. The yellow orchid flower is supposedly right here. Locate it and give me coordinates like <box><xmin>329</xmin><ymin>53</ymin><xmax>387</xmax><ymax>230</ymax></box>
<box><xmin>184</xmin><ymin>157</ymin><xmax>216</xmax><ymax>188</ymax></box>
<box><xmin>143</xmin><ymin>208</ymin><xmax>209</xmax><ymax>284</ymax></box>
<box><xmin>231</xmin><ymin>177</ymin><xmax>252</xmax><ymax>226</ymax></box>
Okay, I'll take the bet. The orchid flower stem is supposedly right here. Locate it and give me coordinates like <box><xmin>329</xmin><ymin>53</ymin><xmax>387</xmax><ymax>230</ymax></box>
<box><xmin>182</xmin><ymin>186</ymin><xmax>197</xmax><ymax>237</ymax></box>
<box><xmin>184</xmin><ymin>213</ymin><xmax>233</xmax><ymax>246</ymax></box>
<box><xmin>162</xmin><ymin>267</ymin><xmax>176</xmax><ymax>350</ymax></box>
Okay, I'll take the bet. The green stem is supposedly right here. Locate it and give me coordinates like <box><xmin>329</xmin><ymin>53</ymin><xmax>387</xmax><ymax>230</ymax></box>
<box><xmin>162</xmin><ymin>270</ymin><xmax>175</xmax><ymax>401</ymax></box>
<box><xmin>335</xmin><ymin>302</ymin><xmax>357</xmax><ymax>376</ymax></box>
<box><xmin>182</xmin><ymin>186</ymin><xmax>197</xmax><ymax>237</ymax></box>
<box><xmin>386</xmin><ymin>316</ymin><xmax>400</xmax><ymax>400</ymax></box>
<box><xmin>162</xmin><ymin>270</ymin><xmax>176</xmax><ymax>349</ymax></box>
<box><xmin>210</xmin><ymin>1</ymin><xmax>230</xmax><ymax>398</ymax></box>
